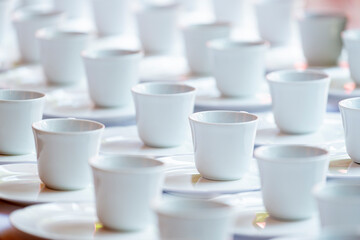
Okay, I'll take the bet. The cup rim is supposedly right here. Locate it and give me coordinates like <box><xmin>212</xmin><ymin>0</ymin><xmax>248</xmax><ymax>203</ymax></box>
<box><xmin>254</xmin><ymin>145</ymin><xmax>328</xmax><ymax>163</ymax></box>
<box><xmin>0</xmin><ymin>89</ymin><xmax>45</xmax><ymax>102</ymax></box>
<box><xmin>32</xmin><ymin>118</ymin><xmax>105</xmax><ymax>135</ymax></box>
<box><xmin>339</xmin><ymin>97</ymin><xmax>360</xmax><ymax>110</ymax></box>
<box><xmin>266</xmin><ymin>69</ymin><xmax>329</xmax><ymax>84</ymax></box>
<box><xmin>90</xmin><ymin>155</ymin><xmax>165</xmax><ymax>174</ymax></box>
<box><xmin>182</xmin><ymin>21</ymin><xmax>231</xmax><ymax>31</ymax></box>
<box><xmin>313</xmin><ymin>182</ymin><xmax>360</xmax><ymax>204</ymax></box>
<box><xmin>131</xmin><ymin>82</ymin><xmax>196</xmax><ymax>97</ymax></box>
<box><xmin>137</xmin><ymin>2</ymin><xmax>179</xmax><ymax>11</ymax></box>
<box><xmin>36</xmin><ymin>27</ymin><xmax>91</xmax><ymax>41</ymax></box>
<box><xmin>81</xmin><ymin>48</ymin><xmax>143</xmax><ymax>60</ymax></box>
<box><xmin>207</xmin><ymin>38</ymin><xmax>269</xmax><ymax>51</ymax></box>
<box><xmin>189</xmin><ymin>110</ymin><xmax>258</xmax><ymax>126</ymax></box>
<box><xmin>12</xmin><ymin>6</ymin><xmax>63</xmax><ymax>22</ymax></box>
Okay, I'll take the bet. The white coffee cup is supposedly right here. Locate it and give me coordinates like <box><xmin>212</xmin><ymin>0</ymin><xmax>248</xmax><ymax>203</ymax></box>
<box><xmin>255</xmin><ymin>0</ymin><xmax>294</xmax><ymax>45</ymax></box>
<box><xmin>136</xmin><ymin>3</ymin><xmax>179</xmax><ymax>54</ymax></box>
<box><xmin>0</xmin><ymin>90</ymin><xmax>45</xmax><ymax>155</ymax></box>
<box><xmin>154</xmin><ymin>198</ymin><xmax>234</xmax><ymax>240</ymax></box>
<box><xmin>36</xmin><ymin>28</ymin><xmax>91</xmax><ymax>85</ymax></box>
<box><xmin>32</xmin><ymin>118</ymin><xmax>104</xmax><ymax>190</ymax></box>
<box><xmin>90</xmin><ymin>155</ymin><xmax>164</xmax><ymax>231</ymax></box>
<box><xmin>314</xmin><ymin>182</ymin><xmax>360</xmax><ymax>229</ymax></box>
<box><xmin>182</xmin><ymin>22</ymin><xmax>231</xmax><ymax>75</ymax></box>
<box><xmin>132</xmin><ymin>82</ymin><xmax>196</xmax><ymax>148</ymax></box>
<box><xmin>82</xmin><ymin>48</ymin><xmax>142</xmax><ymax>108</ymax></box>
<box><xmin>298</xmin><ymin>12</ymin><xmax>347</xmax><ymax>66</ymax></box>
<box><xmin>267</xmin><ymin>69</ymin><xmax>330</xmax><ymax>134</ymax></box>
<box><xmin>255</xmin><ymin>145</ymin><xmax>329</xmax><ymax>220</ymax></box>
<box><xmin>208</xmin><ymin>38</ymin><xmax>268</xmax><ymax>97</ymax></box>
<box><xmin>342</xmin><ymin>29</ymin><xmax>360</xmax><ymax>84</ymax></box>
<box><xmin>211</xmin><ymin>0</ymin><xmax>245</xmax><ymax>26</ymax></box>
<box><xmin>91</xmin><ymin>0</ymin><xmax>131</xmax><ymax>36</ymax></box>
<box><xmin>189</xmin><ymin>111</ymin><xmax>258</xmax><ymax>180</ymax></box>
<box><xmin>12</xmin><ymin>6</ymin><xmax>63</xmax><ymax>63</ymax></box>
<box><xmin>339</xmin><ymin>97</ymin><xmax>360</xmax><ymax>163</ymax></box>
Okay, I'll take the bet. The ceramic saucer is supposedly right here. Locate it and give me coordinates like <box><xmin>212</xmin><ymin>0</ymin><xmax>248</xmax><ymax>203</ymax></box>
<box><xmin>160</xmin><ymin>155</ymin><xmax>260</xmax><ymax>198</ymax></box>
<box><xmin>0</xmin><ymin>163</ymin><xmax>93</xmax><ymax>205</ymax></box>
<box><xmin>327</xmin><ymin>154</ymin><xmax>360</xmax><ymax>179</ymax></box>
<box><xmin>0</xmin><ymin>152</ymin><xmax>36</xmax><ymax>164</ymax></box>
<box><xmin>44</xmin><ymin>89</ymin><xmax>135</xmax><ymax>126</ymax></box>
<box><xmin>10</xmin><ymin>202</ymin><xmax>158</xmax><ymax>240</ymax></box>
<box><xmin>101</xmin><ymin>126</ymin><xmax>193</xmax><ymax>157</ymax></box>
<box><xmin>187</xmin><ymin>78</ymin><xmax>272</xmax><ymax>112</ymax></box>
<box><xmin>255</xmin><ymin>112</ymin><xmax>344</xmax><ymax>152</ymax></box>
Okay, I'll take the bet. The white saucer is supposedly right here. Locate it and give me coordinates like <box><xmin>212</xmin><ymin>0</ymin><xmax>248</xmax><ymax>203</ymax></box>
<box><xmin>0</xmin><ymin>152</ymin><xmax>36</xmax><ymax>165</ymax></box>
<box><xmin>44</xmin><ymin>89</ymin><xmax>135</xmax><ymax>126</ymax></box>
<box><xmin>101</xmin><ymin>126</ymin><xmax>193</xmax><ymax>157</ymax></box>
<box><xmin>233</xmin><ymin>207</ymin><xmax>320</xmax><ymax>239</ymax></box>
<box><xmin>160</xmin><ymin>155</ymin><xmax>260</xmax><ymax>198</ymax></box>
<box><xmin>187</xmin><ymin>78</ymin><xmax>272</xmax><ymax>112</ymax></box>
<box><xmin>0</xmin><ymin>163</ymin><xmax>93</xmax><ymax>205</ymax></box>
<box><xmin>255</xmin><ymin>112</ymin><xmax>344</xmax><ymax>152</ymax></box>
<box><xmin>10</xmin><ymin>202</ymin><xmax>158</xmax><ymax>240</ymax></box>
<box><xmin>327</xmin><ymin>154</ymin><xmax>360</xmax><ymax>179</ymax></box>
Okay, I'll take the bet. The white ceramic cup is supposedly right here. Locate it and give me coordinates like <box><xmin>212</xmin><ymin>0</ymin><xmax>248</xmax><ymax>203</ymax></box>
<box><xmin>92</xmin><ymin>0</ymin><xmax>131</xmax><ymax>36</ymax></box>
<box><xmin>342</xmin><ymin>29</ymin><xmax>360</xmax><ymax>84</ymax></box>
<box><xmin>208</xmin><ymin>38</ymin><xmax>268</xmax><ymax>97</ymax></box>
<box><xmin>136</xmin><ymin>3</ymin><xmax>179</xmax><ymax>54</ymax></box>
<box><xmin>211</xmin><ymin>0</ymin><xmax>245</xmax><ymax>26</ymax></box>
<box><xmin>314</xmin><ymin>182</ymin><xmax>360</xmax><ymax>229</ymax></box>
<box><xmin>0</xmin><ymin>90</ymin><xmax>45</xmax><ymax>155</ymax></box>
<box><xmin>339</xmin><ymin>97</ymin><xmax>360</xmax><ymax>163</ymax></box>
<box><xmin>255</xmin><ymin>145</ymin><xmax>329</xmax><ymax>220</ymax></box>
<box><xmin>90</xmin><ymin>155</ymin><xmax>164</xmax><ymax>231</ymax></box>
<box><xmin>255</xmin><ymin>0</ymin><xmax>294</xmax><ymax>45</ymax></box>
<box><xmin>182</xmin><ymin>22</ymin><xmax>231</xmax><ymax>75</ymax></box>
<box><xmin>82</xmin><ymin>48</ymin><xmax>142</xmax><ymax>108</ymax></box>
<box><xmin>267</xmin><ymin>70</ymin><xmax>330</xmax><ymax>134</ymax></box>
<box><xmin>189</xmin><ymin>111</ymin><xmax>258</xmax><ymax>180</ymax></box>
<box><xmin>32</xmin><ymin>118</ymin><xmax>104</xmax><ymax>190</ymax></box>
<box><xmin>12</xmin><ymin>6</ymin><xmax>63</xmax><ymax>63</ymax></box>
<box><xmin>154</xmin><ymin>198</ymin><xmax>234</xmax><ymax>240</ymax></box>
<box><xmin>132</xmin><ymin>82</ymin><xmax>196</xmax><ymax>148</ymax></box>
<box><xmin>36</xmin><ymin>28</ymin><xmax>91</xmax><ymax>85</ymax></box>
<box><xmin>298</xmin><ymin>12</ymin><xmax>347</xmax><ymax>66</ymax></box>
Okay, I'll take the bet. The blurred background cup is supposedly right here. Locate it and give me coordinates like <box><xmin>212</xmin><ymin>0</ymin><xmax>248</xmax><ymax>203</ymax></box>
<box><xmin>52</xmin><ymin>0</ymin><xmax>90</xmax><ymax>19</ymax></box>
<box><xmin>211</xmin><ymin>0</ymin><xmax>245</xmax><ymax>26</ymax></box>
<box><xmin>154</xmin><ymin>198</ymin><xmax>234</xmax><ymax>240</ymax></box>
<box><xmin>189</xmin><ymin>111</ymin><xmax>258</xmax><ymax>180</ymax></box>
<box><xmin>91</xmin><ymin>0</ymin><xmax>132</xmax><ymax>36</ymax></box>
<box><xmin>314</xmin><ymin>182</ymin><xmax>360</xmax><ymax>229</ymax></box>
<box><xmin>339</xmin><ymin>97</ymin><xmax>360</xmax><ymax>163</ymax></box>
<box><xmin>298</xmin><ymin>12</ymin><xmax>347</xmax><ymax>66</ymax></box>
<box><xmin>32</xmin><ymin>118</ymin><xmax>104</xmax><ymax>190</ymax></box>
<box><xmin>36</xmin><ymin>28</ymin><xmax>91</xmax><ymax>85</ymax></box>
<box><xmin>0</xmin><ymin>89</ymin><xmax>45</xmax><ymax>155</ymax></box>
<box><xmin>208</xmin><ymin>38</ymin><xmax>267</xmax><ymax>97</ymax></box>
<box><xmin>0</xmin><ymin>0</ymin><xmax>12</xmax><ymax>44</ymax></box>
<box><xmin>255</xmin><ymin>0</ymin><xmax>295</xmax><ymax>46</ymax></box>
<box><xmin>90</xmin><ymin>155</ymin><xmax>164</xmax><ymax>231</ymax></box>
<box><xmin>255</xmin><ymin>145</ymin><xmax>329</xmax><ymax>220</ymax></box>
<box><xmin>342</xmin><ymin>29</ymin><xmax>360</xmax><ymax>84</ymax></box>
<box><xmin>136</xmin><ymin>3</ymin><xmax>179</xmax><ymax>54</ymax></box>
<box><xmin>12</xmin><ymin>6</ymin><xmax>63</xmax><ymax>63</ymax></box>
<box><xmin>182</xmin><ymin>22</ymin><xmax>231</xmax><ymax>75</ymax></box>
<box><xmin>267</xmin><ymin>70</ymin><xmax>330</xmax><ymax>134</ymax></box>
<box><xmin>132</xmin><ymin>82</ymin><xmax>195</xmax><ymax>148</ymax></box>
<box><xmin>82</xmin><ymin>48</ymin><xmax>142</xmax><ymax>108</ymax></box>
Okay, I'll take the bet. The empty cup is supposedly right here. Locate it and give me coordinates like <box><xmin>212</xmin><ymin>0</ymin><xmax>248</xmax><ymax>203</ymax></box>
<box><xmin>342</xmin><ymin>29</ymin><xmax>360</xmax><ymax>84</ymax></box>
<box><xmin>82</xmin><ymin>48</ymin><xmax>142</xmax><ymax>108</ymax></box>
<box><xmin>132</xmin><ymin>82</ymin><xmax>196</xmax><ymax>148</ymax></box>
<box><xmin>90</xmin><ymin>155</ymin><xmax>164</xmax><ymax>231</ymax></box>
<box><xmin>208</xmin><ymin>38</ymin><xmax>268</xmax><ymax>97</ymax></box>
<box><xmin>0</xmin><ymin>90</ymin><xmax>45</xmax><ymax>155</ymax></box>
<box><xmin>12</xmin><ymin>6</ymin><xmax>63</xmax><ymax>63</ymax></box>
<box><xmin>182</xmin><ymin>22</ymin><xmax>231</xmax><ymax>75</ymax></box>
<box><xmin>36</xmin><ymin>28</ymin><xmax>91</xmax><ymax>85</ymax></box>
<box><xmin>298</xmin><ymin>12</ymin><xmax>347</xmax><ymax>66</ymax></box>
<box><xmin>32</xmin><ymin>118</ymin><xmax>104</xmax><ymax>190</ymax></box>
<box><xmin>189</xmin><ymin>111</ymin><xmax>258</xmax><ymax>180</ymax></box>
<box><xmin>255</xmin><ymin>145</ymin><xmax>329</xmax><ymax>220</ymax></box>
<box><xmin>267</xmin><ymin>70</ymin><xmax>330</xmax><ymax>134</ymax></box>
<box><xmin>154</xmin><ymin>198</ymin><xmax>234</xmax><ymax>240</ymax></box>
